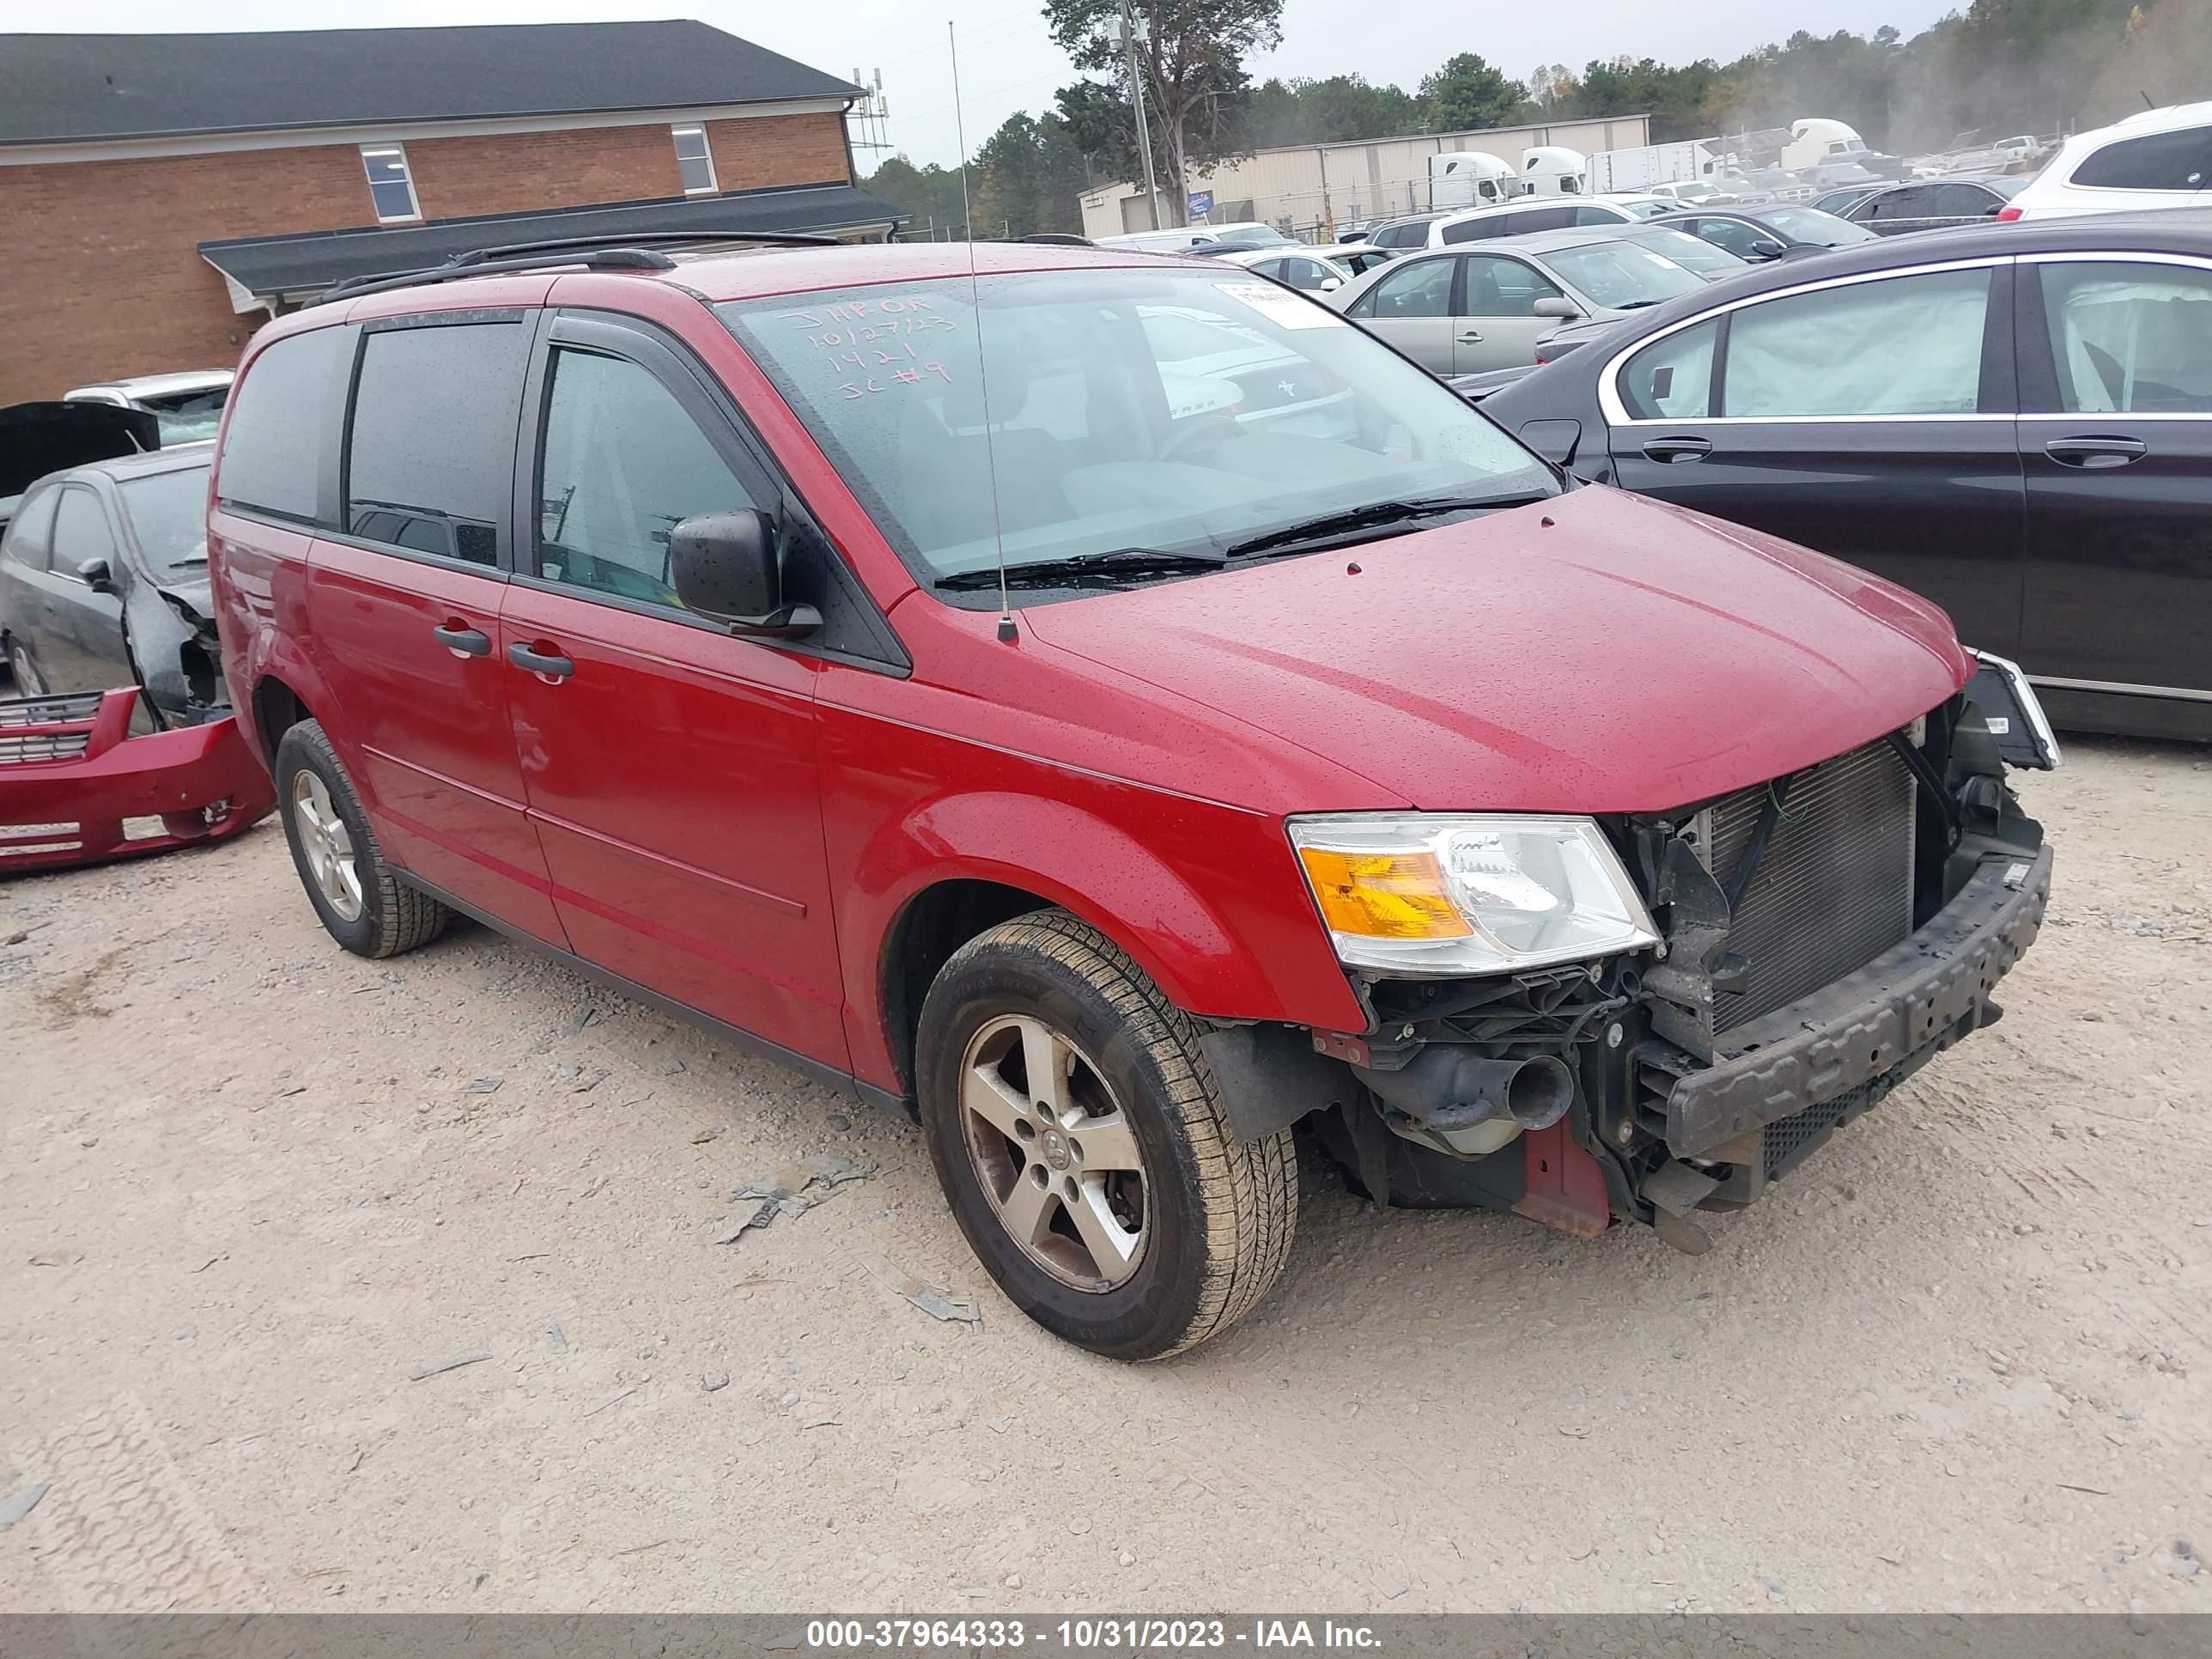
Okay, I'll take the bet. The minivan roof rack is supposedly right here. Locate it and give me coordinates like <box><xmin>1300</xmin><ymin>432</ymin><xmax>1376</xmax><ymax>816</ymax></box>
<box><xmin>314</xmin><ymin>230</ymin><xmax>840</xmax><ymax>306</ymax></box>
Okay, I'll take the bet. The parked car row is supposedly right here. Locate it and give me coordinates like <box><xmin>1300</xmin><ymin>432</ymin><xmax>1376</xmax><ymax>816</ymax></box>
<box><xmin>1480</xmin><ymin>208</ymin><xmax>2212</xmax><ymax>742</ymax></box>
<box><xmin>1327</xmin><ymin>226</ymin><xmax>1722</xmax><ymax>375</ymax></box>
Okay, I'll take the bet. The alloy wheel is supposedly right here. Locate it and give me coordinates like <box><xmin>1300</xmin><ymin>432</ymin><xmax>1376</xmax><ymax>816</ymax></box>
<box><xmin>958</xmin><ymin>1013</ymin><xmax>1151</xmax><ymax>1292</ymax></box>
<box><xmin>290</xmin><ymin>770</ymin><xmax>364</xmax><ymax>922</ymax></box>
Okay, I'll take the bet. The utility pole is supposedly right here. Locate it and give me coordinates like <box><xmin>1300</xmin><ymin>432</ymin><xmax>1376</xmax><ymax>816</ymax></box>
<box><xmin>1119</xmin><ymin>1</ymin><xmax>1164</xmax><ymax>229</ymax></box>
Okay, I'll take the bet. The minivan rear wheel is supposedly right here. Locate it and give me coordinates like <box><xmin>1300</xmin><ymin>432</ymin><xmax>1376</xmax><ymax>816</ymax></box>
<box><xmin>274</xmin><ymin>720</ymin><xmax>450</xmax><ymax>958</ymax></box>
<box><xmin>915</xmin><ymin>910</ymin><xmax>1297</xmax><ymax>1360</ymax></box>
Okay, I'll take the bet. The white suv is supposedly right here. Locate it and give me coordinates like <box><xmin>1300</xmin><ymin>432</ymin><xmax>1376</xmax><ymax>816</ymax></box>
<box><xmin>1424</xmin><ymin>196</ymin><xmax>1675</xmax><ymax>247</ymax></box>
<box><xmin>2001</xmin><ymin>102</ymin><xmax>2212</xmax><ymax>221</ymax></box>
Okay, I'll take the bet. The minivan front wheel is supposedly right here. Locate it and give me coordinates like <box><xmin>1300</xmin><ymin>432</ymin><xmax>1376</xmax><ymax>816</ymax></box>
<box><xmin>273</xmin><ymin>720</ymin><xmax>449</xmax><ymax>958</ymax></box>
<box><xmin>916</xmin><ymin>910</ymin><xmax>1297</xmax><ymax>1360</ymax></box>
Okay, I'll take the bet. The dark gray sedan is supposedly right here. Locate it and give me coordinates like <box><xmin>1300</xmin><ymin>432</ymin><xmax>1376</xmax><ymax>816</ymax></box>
<box><xmin>1843</xmin><ymin>176</ymin><xmax>2029</xmax><ymax>235</ymax></box>
<box><xmin>1480</xmin><ymin>209</ymin><xmax>2212</xmax><ymax>741</ymax></box>
<box><xmin>0</xmin><ymin>447</ymin><xmax>227</xmax><ymax>723</ymax></box>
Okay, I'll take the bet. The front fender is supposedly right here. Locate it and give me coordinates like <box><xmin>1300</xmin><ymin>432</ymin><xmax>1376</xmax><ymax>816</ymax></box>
<box><xmin>837</xmin><ymin>787</ymin><xmax>1367</xmax><ymax>1095</ymax></box>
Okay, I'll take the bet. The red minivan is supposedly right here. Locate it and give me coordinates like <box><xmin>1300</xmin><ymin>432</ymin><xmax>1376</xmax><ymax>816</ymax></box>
<box><xmin>208</xmin><ymin>238</ymin><xmax>2054</xmax><ymax>1359</ymax></box>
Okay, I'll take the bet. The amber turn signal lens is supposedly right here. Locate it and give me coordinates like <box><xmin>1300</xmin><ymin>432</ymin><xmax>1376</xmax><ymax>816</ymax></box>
<box><xmin>1296</xmin><ymin>847</ymin><xmax>1474</xmax><ymax>940</ymax></box>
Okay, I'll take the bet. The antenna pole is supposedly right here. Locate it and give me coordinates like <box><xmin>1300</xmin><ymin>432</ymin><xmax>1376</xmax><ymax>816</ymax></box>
<box><xmin>1120</xmin><ymin>2</ymin><xmax>1164</xmax><ymax>229</ymax></box>
<box><xmin>949</xmin><ymin>20</ymin><xmax>1016</xmax><ymax>642</ymax></box>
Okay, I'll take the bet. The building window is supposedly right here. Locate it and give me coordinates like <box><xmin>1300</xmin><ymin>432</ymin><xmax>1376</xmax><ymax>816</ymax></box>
<box><xmin>672</xmin><ymin>125</ymin><xmax>718</xmax><ymax>195</ymax></box>
<box><xmin>361</xmin><ymin>145</ymin><xmax>420</xmax><ymax>222</ymax></box>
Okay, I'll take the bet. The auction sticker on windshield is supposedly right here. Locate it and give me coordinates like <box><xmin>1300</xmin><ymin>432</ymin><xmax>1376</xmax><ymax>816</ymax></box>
<box><xmin>1214</xmin><ymin>282</ymin><xmax>1346</xmax><ymax>329</ymax></box>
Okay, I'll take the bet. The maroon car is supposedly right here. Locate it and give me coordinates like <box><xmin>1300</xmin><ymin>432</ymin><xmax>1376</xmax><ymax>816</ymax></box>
<box><xmin>208</xmin><ymin>237</ymin><xmax>2052</xmax><ymax>1358</ymax></box>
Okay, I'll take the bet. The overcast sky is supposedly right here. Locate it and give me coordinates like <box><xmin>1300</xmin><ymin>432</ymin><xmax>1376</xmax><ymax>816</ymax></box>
<box><xmin>9</xmin><ymin>0</ymin><xmax>1958</xmax><ymax>168</ymax></box>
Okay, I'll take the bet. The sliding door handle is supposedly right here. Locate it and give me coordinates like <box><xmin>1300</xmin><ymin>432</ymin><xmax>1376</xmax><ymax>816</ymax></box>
<box><xmin>431</xmin><ymin>623</ymin><xmax>490</xmax><ymax>657</ymax></box>
<box><xmin>507</xmin><ymin>641</ymin><xmax>575</xmax><ymax>679</ymax></box>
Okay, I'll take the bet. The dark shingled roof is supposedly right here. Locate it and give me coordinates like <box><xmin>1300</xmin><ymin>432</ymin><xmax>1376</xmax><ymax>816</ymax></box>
<box><xmin>199</xmin><ymin>182</ymin><xmax>903</xmax><ymax>297</ymax></box>
<box><xmin>0</xmin><ymin>22</ymin><xmax>860</xmax><ymax>146</ymax></box>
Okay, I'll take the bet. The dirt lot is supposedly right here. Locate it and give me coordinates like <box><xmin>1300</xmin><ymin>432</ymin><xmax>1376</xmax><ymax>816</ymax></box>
<box><xmin>2</xmin><ymin>738</ymin><xmax>2207</xmax><ymax>1615</ymax></box>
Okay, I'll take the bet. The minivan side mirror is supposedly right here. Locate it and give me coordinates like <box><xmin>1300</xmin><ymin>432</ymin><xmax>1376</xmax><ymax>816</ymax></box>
<box><xmin>668</xmin><ymin>510</ymin><xmax>820</xmax><ymax>639</ymax></box>
<box><xmin>77</xmin><ymin>556</ymin><xmax>115</xmax><ymax>594</ymax></box>
<box><xmin>1532</xmin><ymin>295</ymin><xmax>1582</xmax><ymax>319</ymax></box>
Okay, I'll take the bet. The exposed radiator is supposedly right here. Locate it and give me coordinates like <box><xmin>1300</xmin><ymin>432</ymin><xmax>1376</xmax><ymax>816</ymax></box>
<box><xmin>1693</xmin><ymin>738</ymin><xmax>1917</xmax><ymax>1035</ymax></box>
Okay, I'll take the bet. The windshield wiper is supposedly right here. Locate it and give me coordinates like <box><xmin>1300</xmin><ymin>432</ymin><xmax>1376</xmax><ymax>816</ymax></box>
<box><xmin>1221</xmin><ymin>495</ymin><xmax>1540</xmax><ymax>561</ymax></box>
<box><xmin>933</xmin><ymin>546</ymin><xmax>1227</xmax><ymax>592</ymax></box>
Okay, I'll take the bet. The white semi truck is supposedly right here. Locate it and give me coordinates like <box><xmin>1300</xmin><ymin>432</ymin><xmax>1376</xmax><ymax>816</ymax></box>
<box><xmin>1427</xmin><ymin>151</ymin><xmax>1516</xmax><ymax>209</ymax></box>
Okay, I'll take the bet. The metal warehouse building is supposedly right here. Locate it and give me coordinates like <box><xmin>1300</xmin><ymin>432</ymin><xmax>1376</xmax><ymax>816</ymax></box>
<box><xmin>1079</xmin><ymin>113</ymin><xmax>1653</xmax><ymax>240</ymax></box>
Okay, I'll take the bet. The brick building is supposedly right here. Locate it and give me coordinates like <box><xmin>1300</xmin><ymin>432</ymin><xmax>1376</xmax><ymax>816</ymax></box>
<box><xmin>0</xmin><ymin>22</ymin><xmax>901</xmax><ymax>402</ymax></box>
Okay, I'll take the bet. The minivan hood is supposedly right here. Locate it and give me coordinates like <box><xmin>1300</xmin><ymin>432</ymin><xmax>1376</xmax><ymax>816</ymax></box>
<box><xmin>1019</xmin><ymin>484</ymin><xmax>1969</xmax><ymax>813</ymax></box>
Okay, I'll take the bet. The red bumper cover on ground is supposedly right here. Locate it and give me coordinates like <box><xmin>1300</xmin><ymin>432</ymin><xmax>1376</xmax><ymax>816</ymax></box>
<box><xmin>0</xmin><ymin>689</ymin><xmax>275</xmax><ymax>872</ymax></box>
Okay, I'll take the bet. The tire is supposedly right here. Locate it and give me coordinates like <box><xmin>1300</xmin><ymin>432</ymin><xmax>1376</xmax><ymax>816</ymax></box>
<box><xmin>915</xmin><ymin>909</ymin><xmax>1297</xmax><ymax>1360</ymax></box>
<box><xmin>7</xmin><ymin>638</ymin><xmax>46</xmax><ymax>697</ymax></box>
<box><xmin>273</xmin><ymin>720</ymin><xmax>449</xmax><ymax>958</ymax></box>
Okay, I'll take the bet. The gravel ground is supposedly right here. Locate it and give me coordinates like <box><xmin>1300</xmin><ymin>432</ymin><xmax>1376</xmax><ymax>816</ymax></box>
<box><xmin>2</xmin><ymin>738</ymin><xmax>2207</xmax><ymax>1615</ymax></box>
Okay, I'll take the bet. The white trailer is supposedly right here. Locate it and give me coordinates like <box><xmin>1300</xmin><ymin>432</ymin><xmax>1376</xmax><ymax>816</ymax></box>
<box><xmin>1588</xmin><ymin>139</ymin><xmax>1719</xmax><ymax>194</ymax></box>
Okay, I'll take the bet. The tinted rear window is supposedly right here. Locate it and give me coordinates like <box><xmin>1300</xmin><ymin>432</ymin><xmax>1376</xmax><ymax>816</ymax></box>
<box><xmin>218</xmin><ymin>326</ymin><xmax>351</xmax><ymax>524</ymax></box>
<box><xmin>2073</xmin><ymin>125</ymin><xmax>2212</xmax><ymax>191</ymax></box>
<box><xmin>1509</xmin><ymin>206</ymin><xmax>1577</xmax><ymax>234</ymax></box>
<box><xmin>343</xmin><ymin>321</ymin><xmax>528</xmax><ymax>567</ymax></box>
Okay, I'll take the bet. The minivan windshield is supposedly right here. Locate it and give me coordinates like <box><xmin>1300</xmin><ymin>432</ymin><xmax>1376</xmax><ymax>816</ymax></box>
<box><xmin>720</xmin><ymin>269</ymin><xmax>1556</xmax><ymax>599</ymax></box>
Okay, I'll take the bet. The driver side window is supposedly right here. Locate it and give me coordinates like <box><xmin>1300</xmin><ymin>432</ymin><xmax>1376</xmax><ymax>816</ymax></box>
<box><xmin>538</xmin><ymin>347</ymin><xmax>764</xmax><ymax>609</ymax></box>
<box><xmin>1462</xmin><ymin>254</ymin><xmax>1565</xmax><ymax>317</ymax></box>
<box><xmin>1355</xmin><ymin>256</ymin><xmax>1455</xmax><ymax>319</ymax></box>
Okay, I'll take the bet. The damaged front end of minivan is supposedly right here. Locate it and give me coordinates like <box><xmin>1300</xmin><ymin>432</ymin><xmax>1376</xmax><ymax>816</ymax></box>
<box><xmin>1220</xmin><ymin>655</ymin><xmax>2055</xmax><ymax>1252</ymax></box>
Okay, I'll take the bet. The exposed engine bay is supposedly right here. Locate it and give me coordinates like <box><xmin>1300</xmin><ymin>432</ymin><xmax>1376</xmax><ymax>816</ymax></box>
<box><xmin>1218</xmin><ymin>660</ymin><xmax>2054</xmax><ymax>1253</ymax></box>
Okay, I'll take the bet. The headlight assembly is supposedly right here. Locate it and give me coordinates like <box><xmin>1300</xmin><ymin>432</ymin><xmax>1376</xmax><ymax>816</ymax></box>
<box><xmin>1290</xmin><ymin>813</ymin><xmax>1659</xmax><ymax>976</ymax></box>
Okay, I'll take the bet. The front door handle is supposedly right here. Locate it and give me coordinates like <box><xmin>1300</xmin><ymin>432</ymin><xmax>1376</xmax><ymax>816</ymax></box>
<box><xmin>1642</xmin><ymin>435</ymin><xmax>1713</xmax><ymax>464</ymax></box>
<box><xmin>431</xmin><ymin>623</ymin><xmax>491</xmax><ymax>657</ymax></box>
<box><xmin>1455</xmin><ymin>329</ymin><xmax>1486</xmax><ymax>343</ymax></box>
<box><xmin>507</xmin><ymin>641</ymin><xmax>575</xmax><ymax>679</ymax></box>
<box><xmin>2045</xmin><ymin>434</ymin><xmax>2147</xmax><ymax>468</ymax></box>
